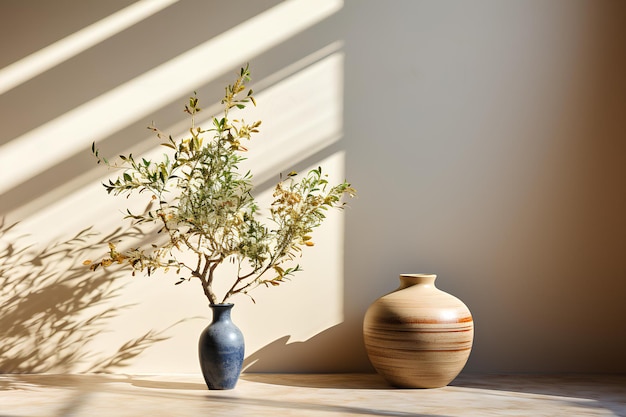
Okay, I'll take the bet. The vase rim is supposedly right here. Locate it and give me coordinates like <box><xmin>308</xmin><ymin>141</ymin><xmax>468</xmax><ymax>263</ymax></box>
<box><xmin>210</xmin><ymin>303</ymin><xmax>235</xmax><ymax>307</ymax></box>
<box><xmin>400</xmin><ymin>273</ymin><xmax>437</xmax><ymax>278</ymax></box>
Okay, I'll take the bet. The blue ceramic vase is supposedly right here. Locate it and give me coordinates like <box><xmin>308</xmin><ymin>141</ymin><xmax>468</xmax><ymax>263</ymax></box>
<box><xmin>198</xmin><ymin>303</ymin><xmax>245</xmax><ymax>390</ymax></box>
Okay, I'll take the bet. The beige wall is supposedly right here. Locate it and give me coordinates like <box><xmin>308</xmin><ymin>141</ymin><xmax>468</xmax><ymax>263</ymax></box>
<box><xmin>1</xmin><ymin>0</ymin><xmax>624</xmax><ymax>374</ymax></box>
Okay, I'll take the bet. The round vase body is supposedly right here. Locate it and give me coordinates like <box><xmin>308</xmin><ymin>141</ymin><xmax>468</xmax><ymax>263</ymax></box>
<box><xmin>363</xmin><ymin>274</ymin><xmax>474</xmax><ymax>388</ymax></box>
<box><xmin>198</xmin><ymin>304</ymin><xmax>245</xmax><ymax>390</ymax></box>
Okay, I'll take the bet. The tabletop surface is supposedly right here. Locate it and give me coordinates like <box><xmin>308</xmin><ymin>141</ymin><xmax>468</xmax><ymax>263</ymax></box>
<box><xmin>1</xmin><ymin>373</ymin><xmax>624</xmax><ymax>417</ymax></box>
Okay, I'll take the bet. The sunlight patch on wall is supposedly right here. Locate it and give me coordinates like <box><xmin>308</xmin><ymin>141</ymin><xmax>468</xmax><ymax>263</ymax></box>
<box><xmin>230</xmin><ymin>51</ymin><xmax>345</xmax><ymax>185</ymax></box>
<box><xmin>91</xmin><ymin>64</ymin><xmax>346</xmax><ymax>373</ymax></box>
<box><xmin>0</xmin><ymin>0</ymin><xmax>343</xmax><ymax>197</ymax></box>
<box><xmin>238</xmin><ymin>151</ymin><xmax>347</xmax><ymax>354</ymax></box>
<box><xmin>0</xmin><ymin>0</ymin><xmax>179</xmax><ymax>95</ymax></box>
<box><xmin>202</xmin><ymin>54</ymin><xmax>347</xmax><ymax>355</ymax></box>
<box><xmin>2</xmin><ymin>36</ymin><xmax>347</xmax><ymax>373</ymax></box>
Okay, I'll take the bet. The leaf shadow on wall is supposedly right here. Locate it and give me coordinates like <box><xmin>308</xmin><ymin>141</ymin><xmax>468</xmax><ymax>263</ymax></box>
<box><xmin>0</xmin><ymin>218</ymin><xmax>177</xmax><ymax>375</ymax></box>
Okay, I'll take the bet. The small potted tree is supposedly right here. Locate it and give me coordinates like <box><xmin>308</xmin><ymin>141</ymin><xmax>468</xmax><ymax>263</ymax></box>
<box><xmin>87</xmin><ymin>66</ymin><xmax>355</xmax><ymax>389</ymax></box>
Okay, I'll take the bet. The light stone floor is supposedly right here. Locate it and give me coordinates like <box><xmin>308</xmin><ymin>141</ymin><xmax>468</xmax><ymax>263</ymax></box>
<box><xmin>0</xmin><ymin>373</ymin><xmax>624</xmax><ymax>417</ymax></box>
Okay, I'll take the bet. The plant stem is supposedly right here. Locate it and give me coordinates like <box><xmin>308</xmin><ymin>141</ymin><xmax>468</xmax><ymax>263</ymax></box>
<box><xmin>205</xmin><ymin>259</ymin><xmax>220</xmax><ymax>304</ymax></box>
<box><xmin>193</xmin><ymin>255</ymin><xmax>217</xmax><ymax>305</ymax></box>
<box><xmin>221</xmin><ymin>260</ymin><xmax>275</xmax><ymax>303</ymax></box>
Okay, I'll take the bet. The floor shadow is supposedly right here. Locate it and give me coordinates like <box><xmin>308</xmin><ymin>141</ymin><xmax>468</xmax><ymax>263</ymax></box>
<box><xmin>128</xmin><ymin>378</ymin><xmax>207</xmax><ymax>391</ymax></box>
<box><xmin>0</xmin><ymin>373</ymin><xmax>207</xmax><ymax>394</ymax></box>
<box><xmin>451</xmin><ymin>373</ymin><xmax>626</xmax><ymax>417</ymax></box>
<box><xmin>241</xmin><ymin>373</ymin><xmax>391</xmax><ymax>390</ymax></box>
<box><xmin>2</xmin><ymin>373</ymin><xmax>207</xmax><ymax>391</ymax></box>
<box><xmin>0</xmin><ymin>219</ymin><xmax>176</xmax><ymax>375</ymax></box>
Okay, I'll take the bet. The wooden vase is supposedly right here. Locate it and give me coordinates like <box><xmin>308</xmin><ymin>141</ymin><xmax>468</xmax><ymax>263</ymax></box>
<box><xmin>363</xmin><ymin>274</ymin><xmax>474</xmax><ymax>388</ymax></box>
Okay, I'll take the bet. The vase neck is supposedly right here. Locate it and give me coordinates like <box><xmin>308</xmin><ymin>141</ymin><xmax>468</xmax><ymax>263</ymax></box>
<box><xmin>399</xmin><ymin>274</ymin><xmax>437</xmax><ymax>289</ymax></box>
<box><xmin>210</xmin><ymin>303</ymin><xmax>234</xmax><ymax>323</ymax></box>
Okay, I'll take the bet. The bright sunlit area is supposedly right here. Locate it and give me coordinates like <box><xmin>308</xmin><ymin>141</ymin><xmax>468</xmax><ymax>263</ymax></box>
<box><xmin>1</xmin><ymin>0</ymin><xmax>347</xmax><ymax>375</ymax></box>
